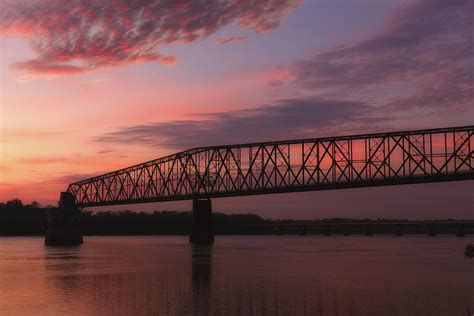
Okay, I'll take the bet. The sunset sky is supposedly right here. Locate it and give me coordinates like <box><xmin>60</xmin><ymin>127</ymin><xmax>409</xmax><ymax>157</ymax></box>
<box><xmin>0</xmin><ymin>0</ymin><xmax>473</xmax><ymax>219</ymax></box>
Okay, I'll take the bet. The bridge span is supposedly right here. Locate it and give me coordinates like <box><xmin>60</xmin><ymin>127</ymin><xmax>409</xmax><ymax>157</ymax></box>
<box><xmin>46</xmin><ymin>125</ymin><xmax>473</xmax><ymax>245</ymax></box>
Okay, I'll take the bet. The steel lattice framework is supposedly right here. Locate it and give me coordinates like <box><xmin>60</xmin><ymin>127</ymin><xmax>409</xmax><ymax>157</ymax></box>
<box><xmin>68</xmin><ymin>126</ymin><xmax>474</xmax><ymax>207</ymax></box>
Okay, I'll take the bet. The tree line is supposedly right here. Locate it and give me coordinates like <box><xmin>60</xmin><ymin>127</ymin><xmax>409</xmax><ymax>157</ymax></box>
<box><xmin>1</xmin><ymin>198</ymin><xmax>470</xmax><ymax>236</ymax></box>
<box><xmin>0</xmin><ymin>198</ymin><xmax>267</xmax><ymax>236</ymax></box>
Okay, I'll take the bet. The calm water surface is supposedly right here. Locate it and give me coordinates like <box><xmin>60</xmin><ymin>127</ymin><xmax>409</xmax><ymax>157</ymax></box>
<box><xmin>0</xmin><ymin>236</ymin><xmax>473</xmax><ymax>315</ymax></box>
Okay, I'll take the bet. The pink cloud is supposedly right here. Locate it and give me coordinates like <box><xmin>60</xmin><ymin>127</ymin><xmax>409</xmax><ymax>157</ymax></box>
<box><xmin>0</xmin><ymin>0</ymin><xmax>300</xmax><ymax>76</ymax></box>
<box><xmin>215</xmin><ymin>35</ymin><xmax>247</xmax><ymax>45</ymax></box>
<box><xmin>11</xmin><ymin>60</ymin><xmax>87</xmax><ymax>75</ymax></box>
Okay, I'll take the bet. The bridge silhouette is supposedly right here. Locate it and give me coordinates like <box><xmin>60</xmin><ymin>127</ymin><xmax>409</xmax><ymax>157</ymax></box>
<box><xmin>46</xmin><ymin>125</ymin><xmax>473</xmax><ymax>245</ymax></box>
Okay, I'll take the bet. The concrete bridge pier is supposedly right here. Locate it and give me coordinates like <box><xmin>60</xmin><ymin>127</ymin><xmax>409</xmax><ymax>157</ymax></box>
<box><xmin>45</xmin><ymin>192</ymin><xmax>83</xmax><ymax>246</ymax></box>
<box><xmin>190</xmin><ymin>199</ymin><xmax>214</xmax><ymax>244</ymax></box>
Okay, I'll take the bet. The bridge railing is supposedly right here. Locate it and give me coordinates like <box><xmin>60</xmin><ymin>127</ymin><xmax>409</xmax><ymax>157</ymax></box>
<box><xmin>67</xmin><ymin>125</ymin><xmax>473</xmax><ymax>207</ymax></box>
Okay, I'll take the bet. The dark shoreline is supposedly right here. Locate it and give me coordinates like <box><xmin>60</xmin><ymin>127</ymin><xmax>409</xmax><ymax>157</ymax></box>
<box><xmin>1</xmin><ymin>201</ymin><xmax>473</xmax><ymax>237</ymax></box>
<box><xmin>1</xmin><ymin>221</ymin><xmax>473</xmax><ymax>237</ymax></box>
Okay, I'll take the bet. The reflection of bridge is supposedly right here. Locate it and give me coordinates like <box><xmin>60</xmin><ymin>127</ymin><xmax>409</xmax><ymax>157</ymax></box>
<box><xmin>46</xmin><ymin>125</ymin><xmax>474</xmax><ymax>246</ymax></box>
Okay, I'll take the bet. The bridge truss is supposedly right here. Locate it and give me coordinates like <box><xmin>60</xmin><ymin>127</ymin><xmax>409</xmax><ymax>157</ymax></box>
<box><xmin>68</xmin><ymin>126</ymin><xmax>473</xmax><ymax>207</ymax></box>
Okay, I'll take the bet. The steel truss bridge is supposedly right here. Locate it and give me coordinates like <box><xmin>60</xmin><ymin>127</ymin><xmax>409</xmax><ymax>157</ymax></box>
<box><xmin>68</xmin><ymin>126</ymin><xmax>473</xmax><ymax>207</ymax></box>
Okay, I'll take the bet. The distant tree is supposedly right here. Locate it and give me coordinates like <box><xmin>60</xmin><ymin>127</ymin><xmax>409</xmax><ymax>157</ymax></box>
<box><xmin>6</xmin><ymin>198</ymin><xmax>23</xmax><ymax>208</ymax></box>
<box><xmin>29</xmin><ymin>201</ymin><xmax>41</xmax><ymax>209</ymax></box>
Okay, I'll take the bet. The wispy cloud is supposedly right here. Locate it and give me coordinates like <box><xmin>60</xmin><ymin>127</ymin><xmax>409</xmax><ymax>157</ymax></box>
<box><xmin>49</xmin><ymin>173</ymin><xmax>104</xmax><ymax>185</ymax></box>
<box><xmin>11</xmin><ymin>60</ymin><xmax>88</xmax><ymax>76</ymax></box>
<box><xmin>93</xmin><ymin>0</ymin><xmax>473</xmax><ymax>151</ymax></box>
<box><xmin>0</xmin><ymin>0</ymin><xmax>300</xmax><ymax>76</ymax></box>
<box><xmin>18</xmin><ymin>157</ymin><xmax>69</xmax><ymax>165</ymax></box>
<box><xmin>95</xmin><ymin>97</ymin><xmax>390</xmax><ymax>150</ymax></box>
<box><xmin>215</xmin><ymin>35</ymin><xmax>247</xmax><ymax>45</ymax></box>
<box><xmin>284</xmin><ymin>0</ymin><xmax>473</xmax><ymax>112</ymax></box>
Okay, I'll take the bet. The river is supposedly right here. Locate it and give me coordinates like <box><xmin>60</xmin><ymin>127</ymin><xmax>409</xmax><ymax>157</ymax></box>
<box><xmin>0</xmin><ymin>236</ymin><xmax>473</xmax><ymax>315</ymax></box>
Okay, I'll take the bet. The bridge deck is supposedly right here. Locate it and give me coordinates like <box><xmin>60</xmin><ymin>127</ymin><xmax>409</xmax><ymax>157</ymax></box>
<box><xmin>67</xmin><ymin>125</ymin><xmax>474</xmax><ymax>207</ymax></box>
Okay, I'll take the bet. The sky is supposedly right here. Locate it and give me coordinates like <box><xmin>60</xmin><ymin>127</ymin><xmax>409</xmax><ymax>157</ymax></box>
<box><xmin>0</xmin><ymin>0</ymin><xmax>473</xmax><ymax>219</ymax></box>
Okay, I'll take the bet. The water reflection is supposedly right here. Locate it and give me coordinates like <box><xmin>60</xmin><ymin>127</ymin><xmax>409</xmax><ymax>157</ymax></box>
<box><xmin>44</xmin><ymin>248</ymin><xmax>82</xmax><ymax>274</ymax></box>
<box><xmin>191</xmin><ymin>244</ymin><xmax>212</xmax><ymax>315</ymax></box>
<box><xmin>0</xmin><ymin>236</ymin><xmax>473</xmax><ymax>315</ymax></box>
<box><xmin>43</xmin><ymin>247</ymin><xmax>86</xmax><ymax>314</ymax></box>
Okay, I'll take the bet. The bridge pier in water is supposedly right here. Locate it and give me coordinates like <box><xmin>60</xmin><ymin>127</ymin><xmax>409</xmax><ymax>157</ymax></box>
<box><xmin>190</xmin><ymin>199</ymin><xmax>214</xmax><ymax>244</ymax></box>
<box><xmin>45</xmin><ymin>192</ymin><xmax>83</xmax><ymax>246</ymax></box>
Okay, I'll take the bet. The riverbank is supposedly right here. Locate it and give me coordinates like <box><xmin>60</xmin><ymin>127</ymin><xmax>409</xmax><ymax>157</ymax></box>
<box><xmin>1</xmin><ymin>202</ymin><xmax>473</xmax><ymax>236</ymax></box>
